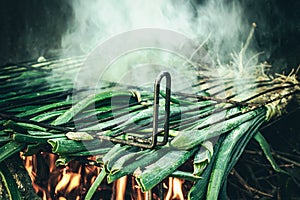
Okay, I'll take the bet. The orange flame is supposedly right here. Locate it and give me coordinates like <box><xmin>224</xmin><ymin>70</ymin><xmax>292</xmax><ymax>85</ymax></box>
<box><xmin>22</xmin><ymin>153</ymin><xmax>85</xmax><ymax>199</ymax></box>
<box><xmin>115</xmin><ymin>176</ymin><xmax>127</xmax><ymax>200</ymax></box>
<box><xmin>22</xmin><ymin>152</ymin><xmax>189</xmax><ymax>200</ymax></box>
<box><xmin>55</xmin><ymin>167</ymin><xmax>81</xmax><ymax>195</ymax></box>
<box><xmin>22</xmin><ymin>153</ymin><xmax>49</xmax><ymax>200</ymax></box>
<box><xmin>165</xmin><ymin>178</ymin><xmax>185</xmax><ymax>200</ymax></box>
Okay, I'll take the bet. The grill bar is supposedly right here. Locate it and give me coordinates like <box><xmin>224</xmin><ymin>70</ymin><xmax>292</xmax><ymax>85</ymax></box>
<box><xmin>98</xmin><ymin>71</ymin><xmax>171</xmax><ymax>149</ymax></box>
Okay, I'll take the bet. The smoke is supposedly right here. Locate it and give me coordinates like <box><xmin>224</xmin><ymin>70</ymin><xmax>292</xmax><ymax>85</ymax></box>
<box><xmin>60</xmin><ymin>0</ymin><xmax>260</xmax><ymax>94</ymax></box>
<box><xmin>63</xmin><ymin>0</ymin><xmax>254</xmax><ymax>58</ymax></box>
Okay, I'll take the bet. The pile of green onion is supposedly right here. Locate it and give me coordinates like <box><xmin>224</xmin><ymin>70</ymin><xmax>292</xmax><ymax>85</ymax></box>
<box><xmin>0</xmin><ymin>57</ymin><xmax>298</xmax><ymax>200</ymax></box>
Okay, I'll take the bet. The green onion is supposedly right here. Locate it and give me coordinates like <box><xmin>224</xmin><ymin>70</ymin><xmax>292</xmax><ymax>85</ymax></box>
<box><xmin>0</xmin><ymin>161</ymin><xmax>22</xmax><ymax>200</ymax></box>
<box><xmin>0</xmin><ymin>141</ymin><xmax>26</xmax><ymax>163</ymax></box>
<box><xmin>254</xmin><ymin>132</ymin><xmax>287</xmax><ymax>174</ymax></box>
<box><xmin>134</xmin><ymin>147</ymin><xmax>198</xmax><ymax>192</ymax></box>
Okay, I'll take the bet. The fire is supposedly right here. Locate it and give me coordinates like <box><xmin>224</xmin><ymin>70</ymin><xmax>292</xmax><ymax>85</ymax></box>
<box><xmin>22</xmin><ymin>152</ymin><xmax>100</xmax><ymax>199</ymax></box>
<box><xmin>115</xmin><ymin>176</ymin><xmax>127</xmax><ymax>200</ymax></box>
<box><xmin>54</xmin><ymin>167</ymin><xmax>81</xmax><ymax>198</ymax></box>
<box><xmin>22</xmin><ymin>152</ymin><xmax>189</xmax><ymax>199</ymax></box>
<box><xmin>172</xmin><ymin>178</ymin><xmax>185</xmax><ymax>200</ymax></box>
<box><xmin>22</xmin><ymin>153</ymin><xmax>53</xmax><ymax>200</ymax></box>
<box><xmin>165</xmin><ymin>178</ymin><xmax>185</xmax><ymax>200</ymax></box>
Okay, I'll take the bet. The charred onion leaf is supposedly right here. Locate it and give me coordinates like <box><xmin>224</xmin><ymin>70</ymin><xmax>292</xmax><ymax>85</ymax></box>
<box><xmin>66</xmin><ymin>131</ymin><xmax>94</xmax><ymax>141</ymax></box>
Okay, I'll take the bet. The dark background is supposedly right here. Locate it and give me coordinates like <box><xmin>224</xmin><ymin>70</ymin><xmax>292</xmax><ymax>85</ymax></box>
<box><xmin>240</xmin><ymin>0</ymin><xmax>300</xmax><ymax>72</ymax></box>
<box><xmin>0</xmin><ymin>0</ymin><xmax>72</xmax><ymax>65</ymax></box>
<box><xmin>0</xmin><ymin>0</ymin><xmax>299</xmax><ymax>71</ymax></box>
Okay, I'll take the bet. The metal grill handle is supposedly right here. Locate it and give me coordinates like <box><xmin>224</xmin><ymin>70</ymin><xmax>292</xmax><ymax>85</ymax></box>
<box><xmin>152</xmin><ymin>71</ymin><xmax>171</xmax><ymax>148</ymax></box>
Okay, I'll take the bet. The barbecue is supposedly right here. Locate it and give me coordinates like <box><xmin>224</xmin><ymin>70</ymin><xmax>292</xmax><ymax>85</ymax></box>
<box><xmin>1</xmin><ymin>1</ymin><xmax>300</xmax><ymax>200</ymax></box>
<box><xmin>0</xmin><ymin>31</ymin><xmax>299</xmax><ymax>199</ymax></box>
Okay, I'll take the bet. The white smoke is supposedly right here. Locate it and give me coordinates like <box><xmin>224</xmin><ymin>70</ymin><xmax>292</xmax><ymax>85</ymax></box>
<box><xmin>62</xmin><ymin>0</ymin><xmax>253</xmax><ymax>58</ymax></box>
<box><xmin>60</xmin><ymin>0</ymin><xmax>260</xmax><ymax>95</ymax></box>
